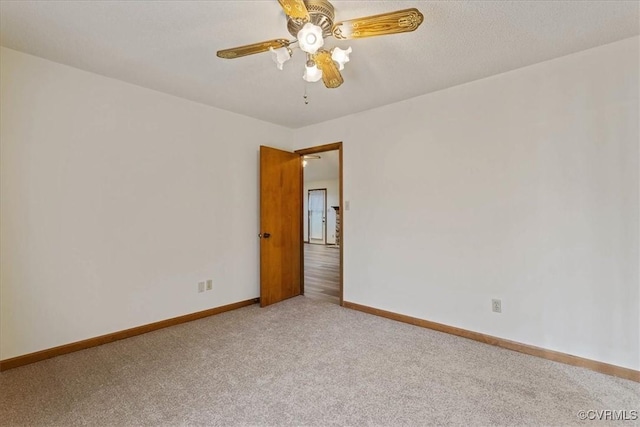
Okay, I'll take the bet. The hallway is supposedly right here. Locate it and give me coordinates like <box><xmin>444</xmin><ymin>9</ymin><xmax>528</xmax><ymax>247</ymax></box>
<box><xmin>304</xmin><ymin>243</ymin><xmax>340</xmax><ymax>304</ymax></box>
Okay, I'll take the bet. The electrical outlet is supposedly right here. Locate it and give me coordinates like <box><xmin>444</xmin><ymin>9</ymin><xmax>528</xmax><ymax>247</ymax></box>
<box><xmin>206</xmin><ymin>280</ymin><xmax>213</xmax><ymax>291</ymax></box>
<box><xmin>492</xmin><ymin>299</ymin><xmax>502</xmax><ymax>313</ymax></box>
<box><xmin>198</xmin><ymin>282</ymin><xmax>205</xmax><ymax>293</ymax></box>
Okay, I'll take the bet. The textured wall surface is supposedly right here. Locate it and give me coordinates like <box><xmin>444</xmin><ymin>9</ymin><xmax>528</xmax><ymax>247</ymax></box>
<box><xmin>0</xmin><ymin>48</ymin><xmax>292</xmax><ymax>359</ymax></box>
<box><xmin>294</xmin><ymin>37</ymin><xmax>640</xmax><ymax>370</ymax></box>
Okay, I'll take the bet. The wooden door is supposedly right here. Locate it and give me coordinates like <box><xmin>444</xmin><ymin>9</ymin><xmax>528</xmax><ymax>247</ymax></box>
<box><xmin>260</xmin><ymin>146</ymin><xmax>302</xmax><ymax>307</ymax></box>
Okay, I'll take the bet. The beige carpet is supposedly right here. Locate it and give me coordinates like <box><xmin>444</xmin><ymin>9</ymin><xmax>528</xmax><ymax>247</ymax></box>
<box><xmin>1</xmin><ymin>297</ymin><xmax>638</xmax><ymax>426</ymax></box>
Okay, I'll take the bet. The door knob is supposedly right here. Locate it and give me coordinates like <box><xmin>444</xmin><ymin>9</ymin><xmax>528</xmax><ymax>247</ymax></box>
<box><xmin>259</xmin><ymin>232</ymin><xmax>271</xmax><ymax>239</ymax></box>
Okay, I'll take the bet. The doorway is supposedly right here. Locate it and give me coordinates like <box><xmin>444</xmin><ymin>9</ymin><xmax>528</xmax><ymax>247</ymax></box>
<box><xmin>258</xmin><ymin>142</ymin><xmax>343</xmax><ymax>307</ymax></box>
<box><xmin>307</xmin><ymin>189</ymin><xmax>327</xmax><ymax>244</ymax></box>
<box><xmin>296</xmin><ymin>143</ymin><xmax>343</xmax><ymax>305</ymax></box>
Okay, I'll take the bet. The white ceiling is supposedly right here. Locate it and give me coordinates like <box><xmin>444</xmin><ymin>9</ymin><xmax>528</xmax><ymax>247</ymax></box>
<box><xmin>1</xmin><ymin>1</ymin><xmax>638</xmax><ymax>129</ymax></box>
<box><xmin>304</xmin><ymin>150</ymin><xmax>339</xmax><ymax>182</ymax></box>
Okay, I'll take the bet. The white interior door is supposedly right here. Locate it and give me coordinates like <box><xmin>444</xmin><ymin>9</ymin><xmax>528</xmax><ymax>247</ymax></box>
<box><xmin>308</xmin><ymin>189</ymin><xmax>326</xmax><ymax>243</ymax></box>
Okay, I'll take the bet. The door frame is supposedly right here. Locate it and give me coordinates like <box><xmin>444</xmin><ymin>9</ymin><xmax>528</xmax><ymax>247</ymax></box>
<box><xmin>307</xmin><ymin>188</ymin><xmax>327</xmax><ymax>244</ymax></box>
<box><xmin>295</xmin><ymin>142</ymin><xmax>343</xmax><ymax>306</ymax></box>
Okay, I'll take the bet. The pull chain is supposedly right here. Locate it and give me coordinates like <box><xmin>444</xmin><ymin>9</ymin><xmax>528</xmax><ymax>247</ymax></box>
<box><xmin>303</xmin><ymin>84</ymin><xmax>309</xmax><ymax>105</ymax></box>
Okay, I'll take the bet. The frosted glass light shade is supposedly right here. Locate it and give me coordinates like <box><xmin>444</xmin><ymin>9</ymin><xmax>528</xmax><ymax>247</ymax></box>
<box><xmin>303</xmin><ymin>62</ymin><xmax>323</xmax><ymax>83</ymax></box>
<box><xmin>331</xmin><ymin>47</ymin><xmax>352</xmax><ymax>70</ymax></box>
<box><xmin>297</xmin><ymin>23</ymin><xmax>324</xmax><ymax>54</ymax></box>
<box><xmin>269</xmin><ymin>47</ymin><xmax>291</xmax><ymax>70</ymax></box>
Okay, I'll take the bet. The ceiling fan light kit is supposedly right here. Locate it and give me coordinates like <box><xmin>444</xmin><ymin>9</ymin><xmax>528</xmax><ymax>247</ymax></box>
<box><xmin>303</xmin><ymin>60</ymin><xmax>323</xmax><ymax>83</ymax></box>
<box><xmin>217</xmin><ymin>0</ymin><xmax>424</xmax><ymax>89</ymax></box>
<box><xmin>331</xmin><ymin>46</ymin><xmax>351</xmax><ymax>70</ymax></box>
<box><xmin>298</xmin><ymin>22</ymin><xmax>325</xmax><ymax>54</ymax></box>
<box><xmin>269</xmin><ymin>46</ymin><xmax>292</xmax><ymax>70</ymax></box>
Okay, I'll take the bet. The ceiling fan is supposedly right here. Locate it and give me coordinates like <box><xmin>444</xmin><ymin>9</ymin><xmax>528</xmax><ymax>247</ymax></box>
<box><xmin>216</xmin><ymin>0</ymin><xmax>424</xmax><ymax>89</ymax></box>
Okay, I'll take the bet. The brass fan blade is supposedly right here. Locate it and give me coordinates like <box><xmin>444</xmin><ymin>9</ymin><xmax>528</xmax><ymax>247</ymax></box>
<box><xmin>217</xmin><ymin>39</ymin><xmax>290</xmax><ymax>59</ymax></box>
<box><xmin>314</xmin><ymin>50</ymin><xmax>344</xmax><ymax>89</ymax></box>
<box><xmin>332</xmin><ymin>8</ymin><xmax>424</xmax><ymax>40</ymax></box>
<box><xmin>277</xmin><ymin>0</ymin><xmax>310</xmax><ymax>21</ymax></box>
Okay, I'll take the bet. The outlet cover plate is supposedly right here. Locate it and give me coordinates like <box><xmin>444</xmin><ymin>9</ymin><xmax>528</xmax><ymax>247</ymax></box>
<box><xmin>492</xmin><ymin>299</ymin><xmax>502</xmax><ymax>313</ymax></box>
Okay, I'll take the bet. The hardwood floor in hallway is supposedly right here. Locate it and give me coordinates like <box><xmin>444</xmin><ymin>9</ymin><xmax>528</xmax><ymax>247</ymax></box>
<box><xmin>304</xmin><ymin>243</ymin><xmax>340</xmax><ymax>304</ymax></box>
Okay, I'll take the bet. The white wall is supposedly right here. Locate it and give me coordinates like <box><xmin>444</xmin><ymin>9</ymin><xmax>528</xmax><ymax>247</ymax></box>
<box><xmin>293</xmin><ymin>37</ymin><xmax>640</xmax><ymax>370</ymax></box>
<box><xmin>3</xmin><ymin>36</ymin><xmax>638</xmax><ymax>371</ymax></box>
<box><xmin>0</xmin><ymin>48</ymin><xmax>292</xmax><ymax>360</ymax></box>
<box><xmin>303</xmin><ymin>179</ymin><xmax>340</xmax><ymax>244</ymax></box>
